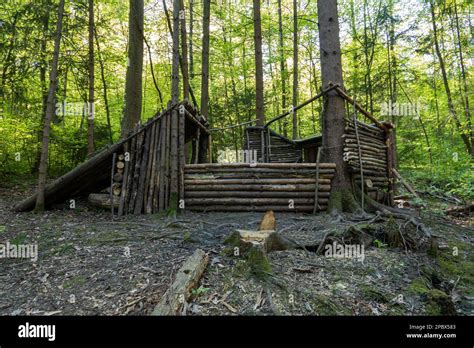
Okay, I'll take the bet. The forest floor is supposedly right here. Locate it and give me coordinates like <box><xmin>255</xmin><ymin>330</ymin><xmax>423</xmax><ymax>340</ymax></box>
<box><xmin>0</xmin><ymin>180</ymin><xmax>472</xmax><ymax>316</ymax></box>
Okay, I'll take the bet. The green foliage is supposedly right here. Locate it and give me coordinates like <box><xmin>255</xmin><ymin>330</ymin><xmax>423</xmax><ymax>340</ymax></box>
<box><xmin>373</xmin><ymin>239</ymin><xmax>388</xmax><ymax>248</ymax></box>
<box><xmin>191</xmin><ymin>285</ymin><xmax>210</xmax><ymax>298</ymax></box>
<box><xmin>0</xmin><ymin>0</ymin><xmax>471</xmax><ymax>202</ymax></box>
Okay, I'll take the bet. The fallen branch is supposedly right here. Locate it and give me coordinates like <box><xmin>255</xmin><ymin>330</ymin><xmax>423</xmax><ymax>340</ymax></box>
<box><xmin>151</xmin><ymin>249</ymin><xmax>209</xmax><ymax>316</ymax></box>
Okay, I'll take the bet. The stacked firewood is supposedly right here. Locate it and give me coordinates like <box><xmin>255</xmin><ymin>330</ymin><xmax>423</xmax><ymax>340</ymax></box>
<box><xmin>183</xmin><ymin>163</ymin><xmax>335</xmax><ymax>212</ymax></box>
<box><xmin>343</xmin><ymin>120</ymin><xmax>390</xmax><ymax>202</ymax></box>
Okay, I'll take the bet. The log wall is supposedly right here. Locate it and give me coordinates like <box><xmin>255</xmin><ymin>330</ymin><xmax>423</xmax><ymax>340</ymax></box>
<box><xmin>245</xmin><ymin>127</ymin><xmax>301</xmax><ymax>163</ymax></box>
<box><xmin>343</xmin><ymin>119</ymin><xmax>394</xmax><ymax>205</ymax></box>
<box><xmin>183</xmin><ymin>163</ymin><xmax>335</xmax><ymax>212</ymax></box>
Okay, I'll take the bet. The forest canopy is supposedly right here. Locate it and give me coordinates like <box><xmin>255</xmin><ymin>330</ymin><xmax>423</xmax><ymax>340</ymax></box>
<box><xmin>0</xmin><ymin>0</ymin><xmax>472</xmax><ymax>200</ymax></box>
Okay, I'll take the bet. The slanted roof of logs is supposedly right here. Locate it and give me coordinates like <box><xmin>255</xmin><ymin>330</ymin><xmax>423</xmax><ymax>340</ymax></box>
<box><xmin>15</xmin><ymin>100</ymin><xmax>207</xmax><ymax>212</ymax></box>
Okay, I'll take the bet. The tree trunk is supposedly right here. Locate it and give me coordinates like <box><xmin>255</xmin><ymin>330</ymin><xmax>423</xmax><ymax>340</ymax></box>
<box><xmin>201</xmin><ymin>0</ymin><xmax>211</xmax><ymax>118</ymax></box>
<box><xmin>253</xmin><ymin>0</ymin><xmax>265</xmax><ymax>126</ymax></box>
<box><xmin>32</xmin><ymin>5</ymin><xmax>49</xmax><ymax>174</ymax></box>
<box><xmin>189</xmin><ymin>0</ymin><xmax>194</xmax><ymax>79</ymax></box>
<box><xmin>453</xmin><ymin>2</ymin><xmax>472</xmax><ymax>150</ymax></box>
<box><xmin>317</xmin><ymin>0</ymin><xmax>358</xmax><ymax>213</ymax></box>
<box><xmin>170</xmin><ymin>0</ymin><xmax>181</xmax><ymax>209</ymax></box>
<box><xmin>179</xmin><ymin>0</ymin><xmax>190</xmax><ymax>100</ymax></box>
<box><xmin>34</xmin><ymin>0</ymin><xmax>66</xmax><ymax>211</ymax></box>
<box><xmin>121</xmin><ymin>0</ymin><xmax>144</xmax><ymax>137</ymax></box>
<box><xmin>292</xmin><ymin>0</ymin><xmax>298</xmax><ymax>139</ymax></box>
<box><xmin>94</xmin><ymin>26</ymin><xmax>113</xmax><ymax>144</ymax></box>
<box><xmin>430</xmin><ymin>1</ymin><xmax>473</xmax><ymax>156</ymax></box>
<box><xmin>277</xmin><ymin>0</ymin><xmax>287</xmax><ymax>135</ymax></box>
<box><xmin>87</xmin><ymin>0</ymin><xmax>95</xmax><ymax>155</ymax></box>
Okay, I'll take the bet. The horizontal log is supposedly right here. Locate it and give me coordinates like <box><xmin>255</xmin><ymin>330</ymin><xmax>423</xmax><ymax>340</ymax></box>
<box><xmin>345</xmin><ymin>154</ymin><xmax>387</xmax><ymax>166</ymax></box>
<box><xmin>343</xmin><ymin>134</ymin><xmax>386</xmax><ymax>147</ymax></box>
<box><xmin>186</xmin><ymin>205</ymin><xmax>327</xmax><ymax>212</ymax></box>
<box><xmin>184</xmin><ymin>173</ymin><xmax>334</xmax><ymax>180</ymax></box>
<box><xmin>184</xmin><ymin>168</ymin><xmax>335</xmax><ymax>175</ymax></box>
<box><xmin>353</xmin><ymin>175</ymin><xmax>388</xmax><ymax>182</ymax></box>
<box><xmin>184</xmin><ymin>191</ymin><xmax>331</xmax><ymax>198</ymax></box>
<box><xmin>345</xmin><ymin>127</ymin><xmax>385</xmax><ymax>140</ymax></box>
<box><xmin>184</xmin><ymin>184</ymin><xmax>332</xmax><ymax>192</ymax></box>
<box><xmin>88</xmin><ymin>193</ymin><xmax>119</xmax><ymax>209</ymax></box>
<box><xmin>349</xmin><ymin>167</ymin><xmax>387</xmax><ymax>176</ymax></box>
<box><xmin>185</xmin><ymin>163</ymin><xmax>336</xmax><ymax>169</ymax></box>
<box><xmin>346</xmin><ymin>119</ymin><xmax>384</xmax><ymax>133</ymax></box>
<box><xmin>185</xmin><ymin>198</ymin><xmax>329</xmax><ymax>205</ymax></box>
<box><xmin>184</xmin><ymin>178</ymin><xmax>332</xmax><ymax>185</ymax></box>
<box><xmin>348</xmin><ymin>161</ymin><xmax>386</xmax><ymax>170</ymax></box>
<box><xmin>344</xmin><ymin>144</ymin><xmax>387</xmax><ymax>153</ymax></box>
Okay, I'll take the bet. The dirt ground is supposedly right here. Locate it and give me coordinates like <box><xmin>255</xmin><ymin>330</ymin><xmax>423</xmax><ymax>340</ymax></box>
<box><xmin>0</xmin><ymin>183</ymin><xmax>472</xmax><ymax>316</ymax></box>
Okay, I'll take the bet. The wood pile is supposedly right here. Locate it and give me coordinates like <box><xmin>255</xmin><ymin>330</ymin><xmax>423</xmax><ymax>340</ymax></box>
<box><xmin>183</xmin><ymin>163</ymin><xmax>335</xmax><ymax>212</ymax></box>
<box><xmin>343</xmin><ymin>120</ymin><xmax>391</xmax><ymax>203</ymax></box>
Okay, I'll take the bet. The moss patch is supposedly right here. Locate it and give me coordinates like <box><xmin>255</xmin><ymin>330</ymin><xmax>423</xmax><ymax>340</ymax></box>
<box><xmin>426</xmin><ymin>289</ymin><xmax>456</xmax><ymax>315</ymax></box>
<box><xmin>360</xmin><ymin>284</ymin><xmax>389</xmax><ymax>303</ymax></box>
<box><xmin>407</xmin><ymin>277</ymin><xmax>430</xmax><ymax>295</ymax></box>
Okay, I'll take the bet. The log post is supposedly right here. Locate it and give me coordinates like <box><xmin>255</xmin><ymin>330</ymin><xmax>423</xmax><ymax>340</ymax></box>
<box><xmin>386</xmin><ymin>130</ymin><xmax>396</xmax><ymax>206</ymax></box>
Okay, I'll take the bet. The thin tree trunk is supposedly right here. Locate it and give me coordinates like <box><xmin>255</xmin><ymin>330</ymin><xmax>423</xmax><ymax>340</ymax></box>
<box><xmin>454</xmin><ymin>1</ymin><xmax>472</xmax><ymax>148</ymax></box>
<box><xmin>33</xmin><ymin>5</ymin><xmax>49</xmax><ymax>174</ymax></box>
<box><xmin>292</xmin><ymin>0</ymin><xmax>298</xmax><ymax>139</ymax></box>
<box><xmin>170</xmin><ymin>0</ymin><xmax>180</xmax><ymax>209</ymax></box>
<box><xmin>189</xmin><ymin>0</ymin><xmax>194</xmax><ymax>79</ymax></box>
<box><xmin>35</xmin><ymin>0</ymin><xmax>65</xmax><ymax>211</ymax></box>
<box><xmin>253</xmin><ymin>0</ymin><xmax>264</xmax><ymax>126</ymax></box>
<box><xmin>179</xmin><ymin>0</ymin><xmax>190</xmax><ymax>100</ymax></box>
<box><xmin>430</xmin><ymin>1</ymin><xmax>473</xmax><ymax>155</ymax></box>
<box><xmin>277</xmin><ymin>0</ymin><xmax>287</xmax><ymax>135</ymax></box>
<box><xmin>94</xmin><ymin>26</ymin><xmax>113</xmax><ymax>144</ymax></box>
<box><xmin>201</xmin><ymin>0</ymin><xmax>211</xmax><ymax>118</ymax></box>
<box><xmin>121</xmin><ymin>0</ymin><xmax>144</xmax><ymax>137</ymax></box>
<box><xmin>87</xmin><ymin>0</ymin><xmax>95</xmax><ymax>155</ymax></box>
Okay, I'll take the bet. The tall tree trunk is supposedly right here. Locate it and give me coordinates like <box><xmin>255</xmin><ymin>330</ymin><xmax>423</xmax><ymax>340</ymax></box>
<box><xmin>33</xmin><ymin>4</ymin><xmax>49</xmax><ymax>174</ymax></box>
<box><xmin>87</xmin><ymin>0</ymin><xmax>95</xmax><ymax>155</ymax></box>
<box><xmin>430</xmin><ymin>1</ymin><xmax>473</xmax><ymax>156</ymax></box>
<box><xmin>453</xmin><ymin>1</ymin><xmax>472</xmax><ymax>149</ymax></box>
<box><xmin>253</xmin><ymin>0</ymin><xmax>265</xmax><ymax>126</ymax></box>
<box><xmin>292</xmin><ymin>0</ymin><xmax>298</xmax><ymax>139</ymax></box>
<box><xmin>179</xmin><ymin>0</ymin><xmax>190</xmax><ymax>100</ymax></box>
<box><xmin>94</xmin><ymin>26</ymin><xmax>113</xmax><ymax>144</ymax></box>
<box><xmin>317</xmin><ymin>0</ymin><xmax>358</xmax><ymax>213</ymax></box>
<box><xmin>34</xmin><ymin>0</ymin><xmax>65</xmax><ymax>211</ymax></box>
<box><xmin>189</xmin><ymin>0</ymin><xmax>194</xmax><ymax>79</ymax></box>
<box><xmin>386</xmin><ymin>0</ymin><xmax>397</xmax><ymax>169</ymax></box>
<box><xmin>170</xmin><ymin>0</ymin><xmax>180</xmax><ymax>208</ymax></box>
<box><xmin>200</xmin><ymin>0</ymin><xmax>211</xmax><ymax>118</ymax></box>
<box><xmin>121</xmin><ymin>0</ymin><xmax>144</xmax><ymax>137</ymax></box>
<box><xmin>277</xmin><ymin>0</ymin><xmax>287</xmax><ymax>134</ymax></box>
